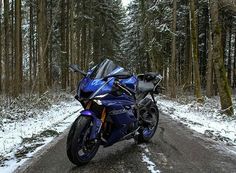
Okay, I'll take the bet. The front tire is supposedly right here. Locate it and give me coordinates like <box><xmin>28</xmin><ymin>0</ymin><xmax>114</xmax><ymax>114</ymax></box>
<box><xmin>66</xmin><ymin>116</ymin><xmax>99</xmax><ymax>166</ymax></box>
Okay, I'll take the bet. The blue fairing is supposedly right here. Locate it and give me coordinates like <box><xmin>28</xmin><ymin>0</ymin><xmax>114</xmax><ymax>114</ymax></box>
<box><xmin>80</xmin><ymin>110</ymin><xmax>102</xmax><ymax>140</ymax></box>
<box><xmin>101</xmin><ymin>93</ymin><xmax>134</xmax><ymax>107</ymax></box>
<box><xmin>120</xmin><ymin>76</ymin><xmax>138</xmax><ymax>91</ymax></box>
<box><xmin>79</xmin><ymin>77</ymin><xmax>115</xmax><ymax>97</ymax></box>
<box><xmin>78</xmin><ymin>65</ymin><xmax>137</xmax><ymax>99</ymax></box>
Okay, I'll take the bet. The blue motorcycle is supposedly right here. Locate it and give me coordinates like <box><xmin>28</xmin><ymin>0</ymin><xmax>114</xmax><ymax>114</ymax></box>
<box><xmin>67</xmin><ymin>59</ymin><xmax>163</xmax><ymax>166</ymax></box>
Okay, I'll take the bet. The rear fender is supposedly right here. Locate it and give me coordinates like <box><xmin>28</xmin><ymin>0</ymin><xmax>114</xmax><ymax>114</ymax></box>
<box><xmin>80</xmin><ymin>110</ymin><xmax>102</xmax><ymax>140</ymax></box>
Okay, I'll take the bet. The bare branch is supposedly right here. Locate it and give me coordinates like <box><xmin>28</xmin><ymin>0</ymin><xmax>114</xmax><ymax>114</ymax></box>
<box><xmin>219</xmin><ymin>0</ymin><xmax>236</xmax><ymax>14</ymax></box>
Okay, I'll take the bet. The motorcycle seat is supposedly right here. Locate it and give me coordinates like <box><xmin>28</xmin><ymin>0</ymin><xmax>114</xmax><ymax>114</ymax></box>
<box><xmin>137</xmin><ymin>80</ymin><xmax>155</xmax><ymax>92</ymax></box>
<box><xmin>137</xmin><ymin>72</ymin><xmax>161</xmax><ymax>93</ymax></box>
<box><xmin>137</xmin><ymin>72</ymin><xmax>159</xmax><ymax>81</ymax></box>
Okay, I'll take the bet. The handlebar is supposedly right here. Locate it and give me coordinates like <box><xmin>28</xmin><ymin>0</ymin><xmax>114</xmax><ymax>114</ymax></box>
<box><xmin>154</xmin><ymin>85</ymin><xmax>165</xmax><ymax>94</ymax></box>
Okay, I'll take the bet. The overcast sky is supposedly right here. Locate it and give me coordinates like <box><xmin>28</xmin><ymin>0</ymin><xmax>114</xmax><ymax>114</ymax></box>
<box><xmin>121</xmin><ymin>0</ymin><xmax>131</xmax><ymax>7</ymax></box>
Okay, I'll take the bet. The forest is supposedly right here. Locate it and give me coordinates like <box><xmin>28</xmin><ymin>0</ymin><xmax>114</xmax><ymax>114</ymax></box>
<box><xmin>0</xmin><ymin>0</ymin><xmax>236</xmax><ymax>116</ymax></box>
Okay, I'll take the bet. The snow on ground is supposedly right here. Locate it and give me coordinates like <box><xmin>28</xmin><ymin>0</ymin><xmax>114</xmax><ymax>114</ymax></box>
<box><xmin>156</xmin><ymin>95</ymin><xmax>236</xmax><ymax>146</ymax></box>
<box><xmin>0</xmin><ymin>99</ymin><xmax>82</xmax><ymax>173</ymax></box>
<box><xmin>139</xmin><ymin>144</ymin><xmax>161</xmax><ymax>173</ymax></box>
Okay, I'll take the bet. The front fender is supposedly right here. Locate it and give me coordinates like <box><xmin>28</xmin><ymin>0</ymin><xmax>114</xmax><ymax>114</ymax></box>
<box><xmin>80</xmin><ymin>110</ymin><xmax>102</xmax><ymax>140</ymax></box>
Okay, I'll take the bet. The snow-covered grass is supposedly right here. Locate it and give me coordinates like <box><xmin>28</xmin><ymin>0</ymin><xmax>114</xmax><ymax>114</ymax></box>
<box><xmin>156</xmin><ymin>95</ymin><xmax>236</xmax><ymax>146</ymax></box>
<box><xmin>0</xmin><ymin>91</ymin><xmax>72</xmax><ymax>121</ymax></box>
<box><xmin>0</xmin><ymin>94</ymin><xmax>82</xmax><ymax>173</ymax></box>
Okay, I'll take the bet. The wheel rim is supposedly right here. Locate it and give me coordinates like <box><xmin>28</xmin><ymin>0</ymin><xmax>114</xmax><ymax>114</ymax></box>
<box><xmin>142</xmin><ymin>107</ymin><xmax>158</xmax><ymax>138</ymax></box>
<box><xmin>76</xmin><ymin>123</ymin><xmax>98</xmax><ymax>161</ymax></box>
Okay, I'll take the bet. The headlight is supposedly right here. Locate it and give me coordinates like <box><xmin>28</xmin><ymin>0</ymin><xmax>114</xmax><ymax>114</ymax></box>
<box><xmin>94</xmin><ymin>99</ymin><xmax>102</xmax><ymax>105</ymax></box>
<box><xmin>94</xmin><ymin>93</ymin><xmax>108</xmax><ymax>99</ymax></box>
<box><xmin>93</xmin><ymin>93</ymin><xmax>108</xmax><ymax>105</ymax></box>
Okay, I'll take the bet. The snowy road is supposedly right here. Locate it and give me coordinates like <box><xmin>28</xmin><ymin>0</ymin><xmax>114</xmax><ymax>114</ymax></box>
<box><xmin>15</xmin><ymin>113</ymin><xmax>236</xmax><ymax>173</ymax></box>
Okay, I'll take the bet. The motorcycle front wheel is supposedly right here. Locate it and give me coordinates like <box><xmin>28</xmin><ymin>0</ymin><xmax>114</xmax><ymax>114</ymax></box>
<box><xmin>66</xmin><ymin>116</ymin><xmax>100</xmax><ymax>166</ymax></box>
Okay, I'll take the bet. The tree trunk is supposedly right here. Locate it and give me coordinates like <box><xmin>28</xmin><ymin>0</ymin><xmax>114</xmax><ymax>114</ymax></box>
<box><xmin>4</xmin><ymin>0</ymin><xmax>10</xmax><ymax>96</ymax></box>
<box><xmin>81</xmin><ymin>0</ymin><xmax>87</xmax><ymax>71</ymax></box>
<box><xmin>88</xmin><ymin>0</ymin><xmax>93</xmax><ymax>67</ymax></box>
<box><xmin>38</xmin><ymin>0</ymin><xmax>47</xmax><ymax>94</ymax></box>
<box><xmin>210</xmin><ymin>0</ymin><xmax>234</xmax><ymax>115</ymax></box>
<box><xmin>234</xmin><ymin>32</ymin><xmax>236</xmax><ymax>88</ymax></box>
<box><xmin>49</xmin><ymin>0</ymin><xmax>53</xmax><ymax>88</ymax></box>
<box><xmin>227</xmin><ymin>27</ymin><xmax>232</xmax><ymax>86</ymax></box>
<box><xmin>66</xmin><ymin>0</ymin><xmax>69</xmax><ymax>87</ymax></box>
<box><xmin>11</xmin><ymin>0</ymin><xmax>14</xmax><ymax>95</ymax></box>
<box><xmin>14</xmin><ymin>0</ymin><xmax>22</xmax><ymax>97</ymax></box>
<box><xmin>44</xmin><ymin>1</ymin><xmax>49</xmax><ymax>88</ymax></box>
<box><xmin>60</xmin><ymin>0</ymin><xmax>67</xmax><ymax>90</ymax></box>
<box><xmin>76</xmin><ymin>1</ymin><xmax>82</xmax><ymax>80</ymax></box>
<box><xmin>201</xmin><ymin>7</ymin><xmax>209</xmax><ymax>88</ymax></box>
<box><xmin>0</xmin><ymin>1</ymin><xmax>2</xmax><ymax>93</ymax></box>
<box><xmin>183</xmin><ymin>9</ymin><xmax>192</xmax><ymax>91</ymax></box>
<box><xmin>206</xmin><ymin>7</ymin><xmax>214</xmax><ymax>97</ymax></box>
<box><xmin>169</xmin><ymin>0</ymin><xmax>177</xmax><ymax>98</ymax></box>
<box><xmin>69</xmin><ymin>0</ymin><xmax>76</xmax><ymax>91</ymax></box>
<box><xmin>190</xmin><ymin>0</ymin><xmax>203</xmax><ymax>102</ymax></box>
<box><xmin>29</xmin><ymin>1</ymin><xmax>33</xmax><ymax>90</ymax></box>
<box><xmin>11</xmin><ymin>0</ymin><xmax>15</xmax><ymax>95</ymax></box>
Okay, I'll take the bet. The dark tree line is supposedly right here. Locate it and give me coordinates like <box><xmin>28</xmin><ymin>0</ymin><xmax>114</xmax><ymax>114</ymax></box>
<box><xmin>123</xmin><ymin>0</ymin><xmax>235</xmax><ymax>115</ymax></box>
<box><xmin>0</xmin><ymin>0</ymin><xmax>235</xmax><ymax>115</ymax></box>
<box><xmin>0</xmin><ymin>0</ymin><xmax>124</xmax><ymax>96</ymax></box>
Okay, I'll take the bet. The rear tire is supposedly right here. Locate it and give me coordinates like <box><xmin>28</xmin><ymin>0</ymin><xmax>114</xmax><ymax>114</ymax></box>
<box><xmin>135</xmin><ymin>99</ymin><xmax>159</xmax><ymax>143</ymax></box>
<box><xmin>66</xmin><ymin>116</ymin><xmax>99</xmax><ymax>166</ymax></box>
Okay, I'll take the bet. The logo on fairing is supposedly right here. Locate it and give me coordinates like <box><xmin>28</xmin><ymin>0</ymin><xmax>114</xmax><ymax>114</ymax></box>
<box><xmin>91</xmin><ymin>80</ymin><xmax>101</xmax><ymax>86</ymax></box>
<box><xmin>109</xmin><ymin>108</ymin><xmax>133</xmax><ymax>115</ymax></box>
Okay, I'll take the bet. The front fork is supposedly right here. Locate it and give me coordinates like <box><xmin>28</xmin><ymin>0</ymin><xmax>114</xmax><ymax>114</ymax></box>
<box><xmin>80</xmin><ymin>101</ymin><xmax>107</xmax><ymax>141</ymax></box>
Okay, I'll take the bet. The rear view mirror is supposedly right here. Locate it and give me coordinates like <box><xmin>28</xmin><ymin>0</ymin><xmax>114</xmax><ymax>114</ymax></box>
<box><xmin>69</xmin><ymin>64</ymin><xmax>87</xmax><ymax>76</ymax></box>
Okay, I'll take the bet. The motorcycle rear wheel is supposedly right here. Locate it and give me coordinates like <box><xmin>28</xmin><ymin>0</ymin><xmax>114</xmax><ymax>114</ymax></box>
<box><xmin>66</xmin><ymin>116</ymin><xmax>99</xmax><ymax>166</ymax></box>
<box><xmin>135</xmin><ymin>100</ymin><xmax>159</xmax><ymax>143</ymax></box>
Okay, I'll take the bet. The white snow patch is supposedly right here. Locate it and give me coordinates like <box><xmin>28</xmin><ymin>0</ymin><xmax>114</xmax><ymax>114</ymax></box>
<box><xmin>142</xmin><ymin>154</ymin><xmax>161</xmax><ymax>173</ymax></box>
<box><xmin>121</xmin><ymin>0</ymin><xmax>131</xmax><ymax>7</ymax></box>
<box><xmin>0</xmin><ymin>137</ymin><xmax>54</xmax><ymax>173</ymax></box>
<box><xmin>139</xmin><ymin>144</ymin><xmax>161</xmax><ymax>173</ymax></box>
<box><xmin>0</xmin><ymin>100</ymin><xmax>82</xmax><ymax>173</ymax></box>
<box><xmin>156</xmin><ymin>95</ymin><xmax>236</xmax><ymax>146</ymax></box>
<box><xmin>139</xmin><ymin>144</ymin><xmax>151</xmax><ymax>154</ymax></box>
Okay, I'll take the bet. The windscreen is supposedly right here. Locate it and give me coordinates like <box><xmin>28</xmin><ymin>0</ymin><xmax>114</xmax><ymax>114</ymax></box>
<box><xmin>90</xmin><ymin>59</ymin><xmax>121</xmax><ymax>79</ymax></box>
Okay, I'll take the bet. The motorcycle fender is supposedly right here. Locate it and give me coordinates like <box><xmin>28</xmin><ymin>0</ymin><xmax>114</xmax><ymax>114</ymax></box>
<box><xmin>80</xmin><ymin>110</ymin><xmax>102</xmax><ymax>140</ymax></box>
